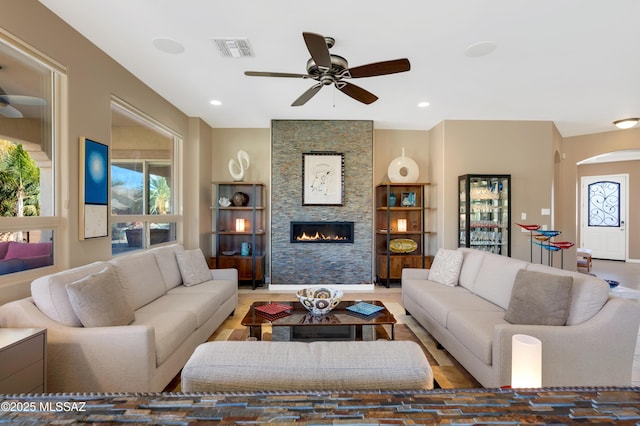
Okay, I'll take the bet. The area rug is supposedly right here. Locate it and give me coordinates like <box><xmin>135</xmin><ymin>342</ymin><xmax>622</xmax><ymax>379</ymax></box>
<box><xmin>164</xmin><ymin>303</ymin><xmax>480</xmax><ymax>392</ymax></box>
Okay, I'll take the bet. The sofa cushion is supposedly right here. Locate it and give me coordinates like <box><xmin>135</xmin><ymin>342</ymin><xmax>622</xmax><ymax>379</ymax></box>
<box><xmin>403</xmin><ymin>279</ymin><xmax>502</xmax><ymax>328</ymax></box>
<box><xmin>136</xmin><ymin>293</ymin><xmax>221</xmax><ymax>328</ymax></box>
<box><xmin>473</xmin><ymin>252</ymin><xmax>528</xmax><ymax>309</ymax></box>
<box><xmin>149</xmin><ymin>244</ymin><xmax>184</xmax><ymax>290</ymax></box>
<box><xmin>504</xmin><ymin>269</ymin><xmax>573</xmax><ymax>325</ymax></box>
<box><xmin>132</xmin><ymin>308</ymin><xmax>197</xmax><ymax>366</ymax></box>
<box><xmin>525</xmin><ymin>263</ymin><xmax>609</xmax><ymax>325</ymax></box>
<box><xmin>457</xmin><ymin>248</ymin><xmax>485</xmax><ymax>291</ymax></box>
<box><xmin>110</xmin><ymin>253</ymin><xmax>167</xmax><ymax>310</ymax></box>
<box><xmin>167</xmin><ymin>279</ymin><xmax>237</xmax><ymax>304</ymax></box>
<box><xmin>5</xmin><ymin>241</ymin><xmax>52</xmax><ymax>259</ymax></box>
<box><xmin>447</xmin><ymin>310</ymin><xmax>509</xmax><ymax>365</ymax></box>
<box><xmin>31</xmin><ymin>261</ymin><xmax>109</xmax><ymax>326</ymax></box>
<box><xmin>65</xmin><ymin>267</ymin><xmax>135</xmax><ymax>327</ymax></box>
<box><xmin>0</xmin><ymin>241</ymin><xmax>9</xmax><ymax>259</ymax></box>
<box><xmin>428</xmin><ymin>248</ymin><xmax>463</xmax><ymax>286</ymax></box>
<box><xmin>176</xmin><ymin>249</ymin><xmax>211</xmax><ymax>286</ymax></box>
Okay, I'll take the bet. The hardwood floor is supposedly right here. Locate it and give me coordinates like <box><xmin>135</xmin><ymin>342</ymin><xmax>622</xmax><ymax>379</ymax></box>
<box><xmin>591</xmin><ymin>258</ymin><xmax>640</xmax><ymax>290</ymax></box>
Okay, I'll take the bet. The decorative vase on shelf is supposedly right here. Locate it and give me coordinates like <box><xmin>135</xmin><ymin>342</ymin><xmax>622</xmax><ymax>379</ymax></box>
<box><xmin>387</xmin><ymin>147</ymin><xmax>419</xmax><ymax>183</ymax></box>
<box><xmin>388</xmin><ymin>193</ymin><xmax>396</xmax><ymax>207</ymax></box>
<box><xmin>232</xmin><ymin>192</ymin><xmax>249</xmax><ymax>206</ymax></box>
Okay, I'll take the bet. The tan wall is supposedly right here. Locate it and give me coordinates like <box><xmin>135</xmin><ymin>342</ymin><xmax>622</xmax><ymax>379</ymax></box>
<box><xmin>0</xmin><ymin>1</ymin><xmax>205</xmax><ymax>304</ymax></box>
<box><xmin>435</xmin><ymin>120</ymin><xmax>557</xmax><ymax>262</ymax></box>
<box><xmin>562</xmin><ymin>127</ymin><xmax>640</xmax><ymax>264</ymax></box>
<box><xmin>373</xmin><ymin>129</ymin><xmax>430</xmax><ymax>184</ymax></box>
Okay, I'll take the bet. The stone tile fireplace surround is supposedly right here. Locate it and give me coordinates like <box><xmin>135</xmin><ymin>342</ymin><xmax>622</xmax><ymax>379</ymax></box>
<box><xmin>271</xmin><ymin>120</ymin><xmax>373</xmax><ymax>285</ymax></box>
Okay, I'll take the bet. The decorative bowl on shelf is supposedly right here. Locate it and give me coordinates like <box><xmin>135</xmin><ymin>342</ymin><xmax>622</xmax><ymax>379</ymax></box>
<box><xmin>296</xmin><ymin>287</ymin><xmax>343</xmax><ymax>316</ymax></box>
<box><xmin>218</xmin><ymin>197</ymin><xmax>231</xmax><ymax>207</ymax></box>
<box><xmin>222</xmin><ymin>250</ymin><xmax>236</xmax><ymax>256</ymax></box>
<box><xmin>389</xmin><ymin>238</ymin><xmax>418</xmax><ymax>253</ymax></box>
<box><xmin>232</xmin><ymin>191</ymin><xmax>249</xmax><ymax>206</ymax></box>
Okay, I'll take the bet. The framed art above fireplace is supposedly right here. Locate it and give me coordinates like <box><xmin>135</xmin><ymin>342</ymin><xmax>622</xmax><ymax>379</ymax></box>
<box><xmin>302</xmin><ymin>152</ymin><xmax>344</xmax><ymax>206</ymax></box>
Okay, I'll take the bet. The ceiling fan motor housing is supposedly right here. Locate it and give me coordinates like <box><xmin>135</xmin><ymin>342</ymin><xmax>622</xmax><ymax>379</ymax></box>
<box><xmin>306</xmin><ymin>55</ymin><xmax>348</xmax><ymax>81</ymax></box>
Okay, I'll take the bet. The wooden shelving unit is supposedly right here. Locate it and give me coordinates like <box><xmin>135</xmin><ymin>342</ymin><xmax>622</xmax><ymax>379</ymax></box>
<box><xmin>375</xmin><ymin>182</ymin><xmax>433</xmax><ymax>287</ymax></box>
<box><xmin>211</xmin><ymin>182</ymin><xmax>265</xmax><ymax>289</ymax></box>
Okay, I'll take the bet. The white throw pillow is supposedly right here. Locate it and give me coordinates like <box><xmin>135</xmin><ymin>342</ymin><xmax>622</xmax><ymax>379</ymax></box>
<box><xmin>428</xmin><ymin>248</ymin><xmax>463</xmax><ymax>286</ymax></box>
<box><xmin>65</xmin><ymin>267</ymin><xmax>135</xmax><ymax>327</ymax></box>
<box><xmin>176</xmin><ymin>248</ymin><xmax>211</xmax><ymax>286</ymax></box>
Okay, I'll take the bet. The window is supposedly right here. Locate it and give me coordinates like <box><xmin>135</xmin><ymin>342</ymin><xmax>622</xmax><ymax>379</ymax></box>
<box><xmin>110</xmin><ymin>101</ymin><xmax>180</xmax><ymax>255</ymax></box>
<box><xmin>0</xmin><ymin>36</ymin><xmax>60</xmax><ymax>276</ymax></box>
<box><xmin>588</xmin><ymin>181</ymin><xmax>620</xmax><ymax>227</ymax></box>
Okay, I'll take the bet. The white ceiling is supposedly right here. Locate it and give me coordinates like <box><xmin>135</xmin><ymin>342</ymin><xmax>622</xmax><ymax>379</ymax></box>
<box><xmin>38</xmin><ymin>0</ymin><xmax>640</xmax><ymax>137</ymax></box>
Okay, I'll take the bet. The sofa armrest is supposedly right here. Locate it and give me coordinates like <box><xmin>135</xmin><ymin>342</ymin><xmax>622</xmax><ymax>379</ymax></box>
<box><xmin>402</xmin><ymin>268</ymin><xmax>430</xmax><ymax>281</ymax></box>
<box><xmin>210</xmin><ymin>267</ymin><xmax>238</xmax><ymax>282</ymax></box>
<box><xmin>492</xmin><ymin>297</ymin><xmax>640</xmax><ymax>387</ymax></box>
<box><xmin>0</xmin><ymin>298</ymin><xmax>155</xmax><ymax>392</ymax></box>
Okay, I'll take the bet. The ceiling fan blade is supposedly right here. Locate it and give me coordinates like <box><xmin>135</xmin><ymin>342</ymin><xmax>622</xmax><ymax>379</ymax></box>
<box><xmin>245</xmin><ymin>71</ymin><xmax>310</xmax><ymax>79</ymax></box>
<box><xmin>346</xmin><ymin>58</ymin><xmax>411</xmax><ymax>78</ymax></box>
<box><xmin>0</xmin><ymin>104</ymin><xmax>24</xmax><ymax>118</ymax></box>
<box><xmin>337</xmin><ymin>82</ymin><xmax>378</xmax><ymax>104</ymax></box>
<box><xmin>291</xmin><ymin>83</ymin><xmax>323</xmax><ymax>106</ymax></box>
<box><xmin>303</xmin><ymin>32</ymin><xmax>331</xmax><ymax>70</ymax></box>
<box><xmin>1</xmin><ymin>94</ymin><xmax>47</xmax><ymax>106</ymax></box>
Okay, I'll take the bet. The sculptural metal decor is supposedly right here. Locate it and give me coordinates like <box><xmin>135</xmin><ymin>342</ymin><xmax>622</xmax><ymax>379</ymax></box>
<box><xmin>228</xmin><ymin>150</ymin><xmax>250</xmax><ymax>181</ymax></box>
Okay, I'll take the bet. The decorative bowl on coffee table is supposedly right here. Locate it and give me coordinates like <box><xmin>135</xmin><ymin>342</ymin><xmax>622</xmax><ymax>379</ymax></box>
<box><xmin>296</xmin><ymin>287</ymin><xmax>343</xmax><ymax>316</ymax></box>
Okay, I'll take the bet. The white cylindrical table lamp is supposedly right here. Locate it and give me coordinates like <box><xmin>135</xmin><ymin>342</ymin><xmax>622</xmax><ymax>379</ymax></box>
<box><xmin>235</xmin><ymin>218</ymin><xmax>246</xmax><ymax>232</ymax></box>
<box><xmin>511</xmin><ymin>334</ymin><xmax>542</xmax><ymax>388</ymax></box>
<box><xmin>397</xmin><ymin>219</ymin><xmax>407</xmax><ymax>232</ymax></box>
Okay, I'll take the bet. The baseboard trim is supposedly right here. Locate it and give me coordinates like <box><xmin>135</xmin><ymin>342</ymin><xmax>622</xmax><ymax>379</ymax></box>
<box><xmin>268</xmin><ymin>284</ymin><xmax>376</xmax><ymax>292</ymax></box>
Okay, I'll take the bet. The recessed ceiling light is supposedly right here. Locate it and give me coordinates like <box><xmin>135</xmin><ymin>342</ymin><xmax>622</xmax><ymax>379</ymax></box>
<box><xmin>613</xmin><ymin>118</ymin><xmax>639</xmax><ymax>129</ymax></box>
<box><xmin>464</xmin><ymin>41</ymin><xmax>497</xmax><ymax>58</ymax></box>
<box><xmin>152</xmin><ymin>37</ymin><xmax>185</xmax><ymax>54</ymax></box>
<box><xmin>210</xmin><ymin>100</ymin><xmax>222</xmax><ymax>106</ymax></box>
<box><xmin>418</xmin><ymin>101</ymin><xmax>430</xmax><ymax>108</ymax></box>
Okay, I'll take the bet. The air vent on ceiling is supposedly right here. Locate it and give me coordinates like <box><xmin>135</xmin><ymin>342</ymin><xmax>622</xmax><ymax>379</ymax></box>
<box><xmin>212</xmin><ymin>38</ymin><xmax>254</xmax><ymax>58</ymax></box>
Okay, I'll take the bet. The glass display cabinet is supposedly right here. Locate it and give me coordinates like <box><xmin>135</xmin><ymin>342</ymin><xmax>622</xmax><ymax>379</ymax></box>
<box><xmin>458</xmin><ymin>174</ymin><xmax>511</xmax><ymax>256</ymax></box>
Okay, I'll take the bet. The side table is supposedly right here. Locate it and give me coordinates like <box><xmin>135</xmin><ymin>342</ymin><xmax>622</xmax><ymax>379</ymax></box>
<box><xmin>0</xmin><ymin>328</ymin><xmax>47</xmax><ymax>393</ymax></box>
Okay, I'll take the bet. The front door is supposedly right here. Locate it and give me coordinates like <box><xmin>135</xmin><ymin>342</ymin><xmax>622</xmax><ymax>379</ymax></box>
<box><xmin>580</xmin><ymin>174</ymin><xmax>627</xmax><ymax>260</ymax></box>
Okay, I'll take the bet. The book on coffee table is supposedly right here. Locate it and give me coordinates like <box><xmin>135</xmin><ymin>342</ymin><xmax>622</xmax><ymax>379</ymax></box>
<box><xmin>255</xmin><ymin>302</ymin><xmax>292</xmax><ymax>315</ymax></box>
<box><xmin>346</xmin><ymin>302</ymin><xmax>384</xmax><ymax>316</ymax></box>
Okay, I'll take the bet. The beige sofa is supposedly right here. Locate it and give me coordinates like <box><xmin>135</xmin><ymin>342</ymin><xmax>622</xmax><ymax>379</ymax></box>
<box><xmin>402</xmin><ymin>247</ymin><xmax>640</xmax><ymax>388</ymax></box>
<box><xmin>0</xmin><ymin>244</ymin><xmax>237</xmax><ymax>393</ymax></box>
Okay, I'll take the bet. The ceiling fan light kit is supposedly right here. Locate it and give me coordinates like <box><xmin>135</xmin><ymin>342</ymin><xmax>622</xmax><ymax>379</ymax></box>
<box><xmin>245</xmin><ymin>32</ymin><xmax>410</xmax><ymax>106</ymax></box>
<box><xmin>614</xmin><ymin>118</ymin><xmax>640</xmax><ymax>129</ymax></box>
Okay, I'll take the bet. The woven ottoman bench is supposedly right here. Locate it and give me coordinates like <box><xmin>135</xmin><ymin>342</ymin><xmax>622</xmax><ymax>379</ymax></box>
<box><xmin>181</xmin><ymin>340</ymin><xmax>433</xmax><ymax>392</ymax></box>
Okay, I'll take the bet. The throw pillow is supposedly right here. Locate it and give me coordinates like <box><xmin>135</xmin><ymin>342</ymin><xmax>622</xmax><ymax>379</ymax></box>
<box><xmin>176</xmin><ymin>248</ymin><xmax>211</xmax><ymax>286</ymax></box>
<box><xmin>428</xmin><ymin>248</ymin><xmax>463</xmax><ymax>286</ymax></box>
<box><xmin>65</xmin><ymin>267</ymin><xmax>135</xmax><ymax>327</ymax></box>
<box><xmin>504</xmin><ymin>269</ymin><xmax>573</xmax><ymax>326</ymax></box>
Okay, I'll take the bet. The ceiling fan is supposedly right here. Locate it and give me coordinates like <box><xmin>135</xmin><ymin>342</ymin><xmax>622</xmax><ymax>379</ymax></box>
<box><xmin>0</xmin><ymin>66</ymin><xmax>47</xmax><ymax>118</ymax></box>
<box><xmin>245</xmin><ymin>32</ymin><xmax>410</xmax><ymax>106</ymax></box>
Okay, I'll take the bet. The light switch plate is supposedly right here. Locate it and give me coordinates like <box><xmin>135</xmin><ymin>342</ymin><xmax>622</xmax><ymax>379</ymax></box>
<box><xmin>541</xmin><ymin>208</ymin><xmax>551</xmax><ymax>216</ymax></box>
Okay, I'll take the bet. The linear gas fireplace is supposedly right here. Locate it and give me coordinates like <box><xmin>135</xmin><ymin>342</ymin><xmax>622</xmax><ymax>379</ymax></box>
<box><xmin>290</xmin><ymin>221</ymin><xmax>354</xmax><ymax>243</ymax></box>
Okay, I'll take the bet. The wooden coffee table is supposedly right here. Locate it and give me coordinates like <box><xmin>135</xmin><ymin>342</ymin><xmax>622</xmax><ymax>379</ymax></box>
<box><xmin>241</xmin><ymin>300</ymin><xmax>396</xmax><ymax>341</ymax></box>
